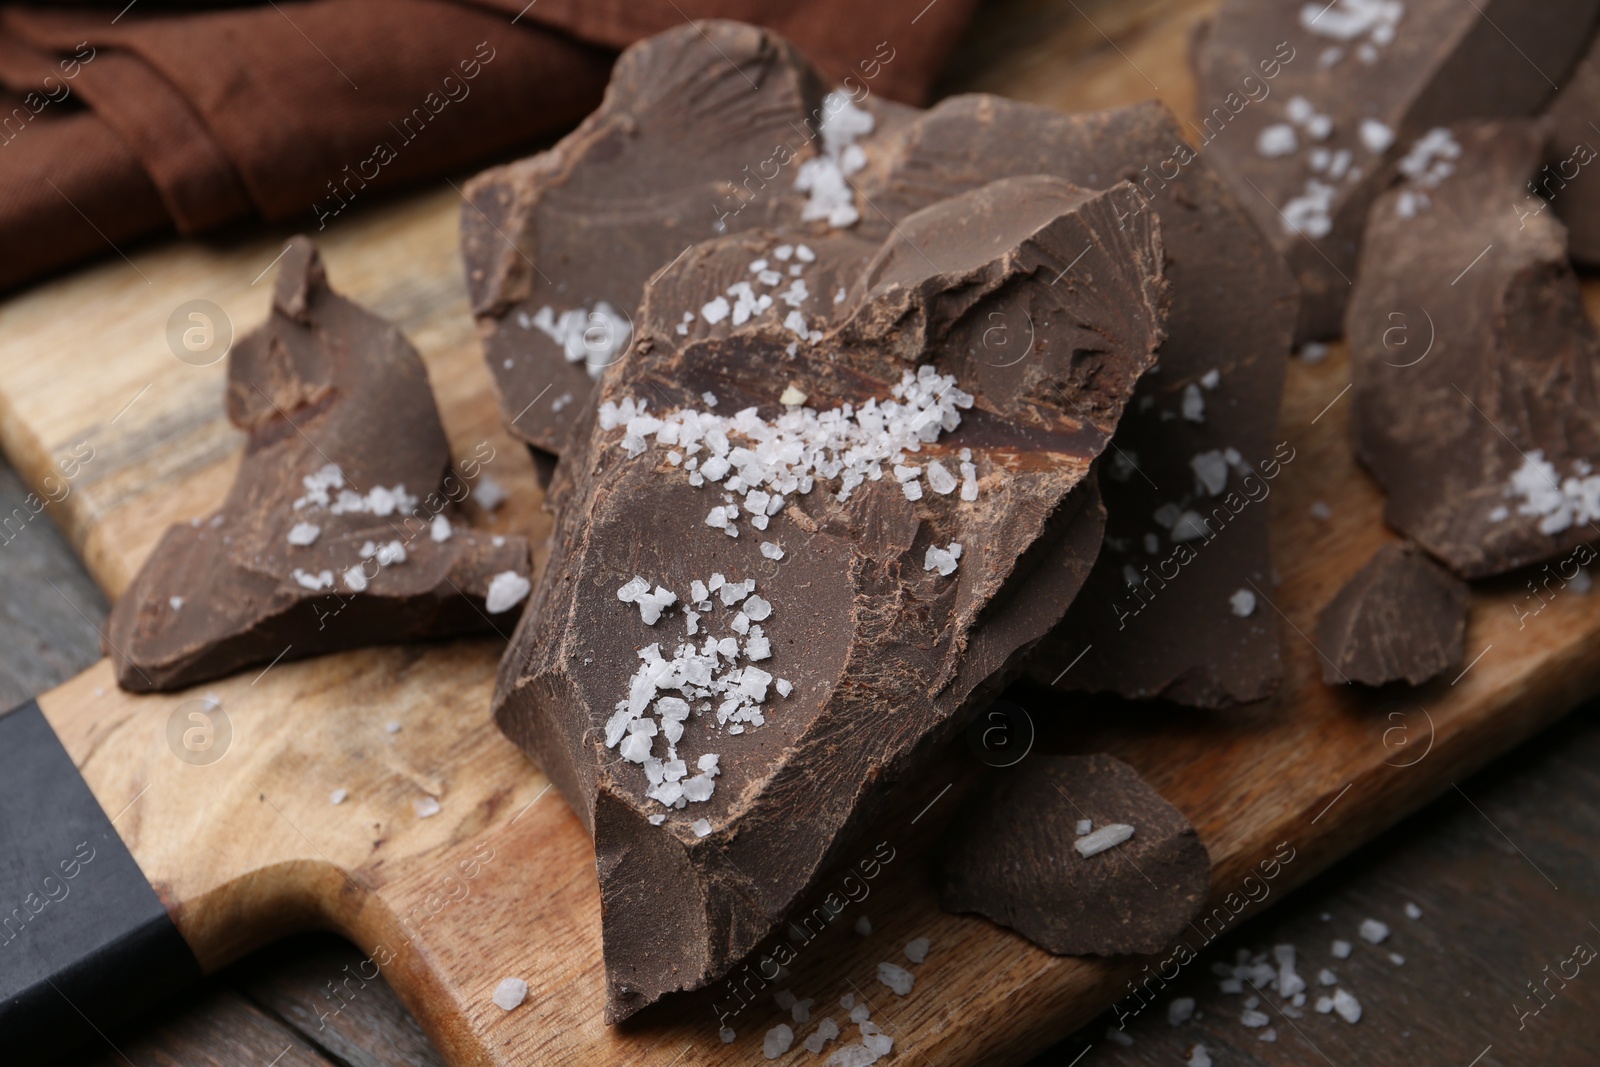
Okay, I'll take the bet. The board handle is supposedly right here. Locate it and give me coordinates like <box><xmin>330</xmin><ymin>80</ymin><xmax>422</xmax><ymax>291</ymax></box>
<box><xmin>0</xmin><ymin>700</ymin><xmax>201</xmax><ymax>1063</ymax></box>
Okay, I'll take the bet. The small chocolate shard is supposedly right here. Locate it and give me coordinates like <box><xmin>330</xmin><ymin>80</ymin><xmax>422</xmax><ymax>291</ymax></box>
<box><xmin>1346</xmin><ymin>120</ymin><xmax>1600</xmax><ymax>578</ymax></box>
<box><xmin>1315</xmin><ymin>542</ymin><xmax>1468</xmax><ymax>687</ymax></box>
<box><xmin>493</xmin><ymin>175</ymin><xmax>1167</xmax><ymax>1020</ymax></box>
<box><xmin>1195</xmin><ymin>0</ymin><xmax>1600</xmax><ymax>340</ymax></box>
<box><xmin>938</xmin><ymin>754</ymin><xmax>1211</xmax><ymax>956</ymax></box>
<box><xmin>461</xmin><ymin>21</ymin><xmax>913</xmax><ymax>460</ymax></box>
<box><xmin>1541</xmin><ymin>30</ymin><xmax>1600</xmax><ymax>266</ymax></box>
<box><xmin>105</xmin><ymin>237</ymin><xmax>531</xmax><ymax>692</ymax></box>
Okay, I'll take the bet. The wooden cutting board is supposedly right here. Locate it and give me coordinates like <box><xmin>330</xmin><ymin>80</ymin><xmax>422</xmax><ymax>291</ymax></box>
<box><xmin>4</xmin><ymin>2</ymin><xmax>1600</xmax><ymax>1063</ymax></box>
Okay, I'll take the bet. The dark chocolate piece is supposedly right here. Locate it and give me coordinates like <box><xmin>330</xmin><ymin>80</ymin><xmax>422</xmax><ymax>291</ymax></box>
<box><xmin>493</xmin><ymin>175</ymin><xmax>1167</xmax><ymax>1020</ymax></box>
<box><xmin>460</xmin><ymin>21</ymin><xmax>913</xmax><ymax>460</ymax></box>
<box><xmin>1346</xmin><ymin>120</ymin><xmax>1600</xmax><ymax>578</ymax></box>
<box><xmin>105</xmin><ymin>237</ymin><xmax>531</xmax><ymax>692</ymax></box>
<box><xmin>938</xmin><ymin>754</ymin><xmax>1211</xmax><ymax>956</ymax></box>
<box><xmin>1541</xmin><ymin>30</ymin><xmax>1600</xmax><ymax>266</ymax></box>
<box><xmin>1194</xmin><ymin>0</ymin><xmax>1600</xmax><ymax>341</ymax></box>
<box><xmin>1315</xmin><ymin>542</ymin><xmax>1468</xmax><ymax>687</ymax></box>
<box><xmin>857</xmin><ymin>96</ymin><xmax>1297</xmax><ymax>707</ymax></box>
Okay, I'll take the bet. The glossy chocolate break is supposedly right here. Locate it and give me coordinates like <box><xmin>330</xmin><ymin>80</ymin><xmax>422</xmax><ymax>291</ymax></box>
<box><xmin>105</xmin><ymin>238</ymin><xmax>531</xmax><ymax>691</ymax></box>
<box><xmin>492</xmin><ymin>175</ymin><xmax>1167</xmax><ymax>1020</ymax></box>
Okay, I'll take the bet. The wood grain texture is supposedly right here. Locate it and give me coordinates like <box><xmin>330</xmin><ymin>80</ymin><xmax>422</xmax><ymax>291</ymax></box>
<box><xmin>4</xmin><ymin>0</ymin><xmax>1600</xmax><ymax>1064</ymax></box>
<box><xmin>84</xmin><ymin>990</ymin><xmax>336</xmax><ymax>1067</ymax></box>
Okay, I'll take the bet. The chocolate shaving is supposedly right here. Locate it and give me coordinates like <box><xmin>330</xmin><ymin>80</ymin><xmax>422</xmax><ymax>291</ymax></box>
<box><xmin>1346</xmin><ymin>120</ymin><xmax>1600</xmax><ymax>579</ymax></box>
<box><xmin>492</xmin><ymin>174</ymin><xmax>1167</xmax><ymax>1020</ymax></box>
<box><xmin>1315</xmin><ymin>542</ymin><xmax>1468</xmax><ymax>687</ymax></box>
<box><xmin>938</xmin><ymin>754</ymin><xmax>1211</xmax><ymax>956</ymax></box>
<box><xmin>105</xmin><ymin>237</ymin><xmax>531</xmax><ymax>692</ymax></box>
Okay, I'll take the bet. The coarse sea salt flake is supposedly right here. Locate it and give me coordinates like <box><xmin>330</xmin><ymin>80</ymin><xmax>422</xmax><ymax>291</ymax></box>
<box><xmin>1075</xmin><ymin>822</ymin><xmax>1135</xmax><ymax>857</ymax></box>
<box><xmin>877</xmin><ymin>961</ymin><xmax>914</xmax><ymax>996</ymax></box>
<box><xmin>486</xmin><ymin>571</ymin><xmax>531</xmax><ymax>614</ymax></box>
<box><xmin>492</xmin><ymin>977</ymin><xmax>528</xmax><ymax>1011</ymax></box>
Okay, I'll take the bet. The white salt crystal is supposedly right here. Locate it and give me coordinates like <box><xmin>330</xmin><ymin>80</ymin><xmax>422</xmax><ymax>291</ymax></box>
<box><xmin>702</xmin><ymin>296</ymin><xmax>731</xmax><ymax>324</ymax></box>
<box><xmin>1360</xmin><ymin>118</ymin><xmax>1395</xmax><ymax>154</ymax></box>
<box><xmin>905</xmin><ymin>937</ymin><xmax>930</xmax><ymax>964</ymax></box>
<box><xmin>1300</xmin><ymin>341</ymin><xmax>1330</xmax><ymax>363</ymax></box>
<box><xmin>1258</xmin><ymin>123</ymin><xmax>1298</xmax><ymax>157</ymax></box>
<box><xmin>292</xmin><ymin>568</ymin><xmax>334</xmax><ymax>591</ymax></box>
<box><xmin>1275</xmin><ymin>944</ymin><xmax>1306</xmax><ymax>998</ymax></box>
<box><xmin>486</xmin><ymin>571</ymin><xmax>531</xmax><ymax>614</ymax></box>
<box><xmin>474</xmin><ymin>475</ymin><xmax>507</xmax><ymax>511</ymax></box>
<box><xmin>1075</xmin><ymin>819</ymin><xmax>1092</xmax><ymax>835</ymax></box>
<box><xmin>492</xmin><ymin>977</ymin><xmax>527</xmax><ymax>1011</ymax></box>
<box><xmin>1331</xmin><ymin>939</ymin><xmax>1353</xmax><ymax>959</ymax></box>
<box><xmin>1186</xmin><ymin>1045</ymin><xmax>1212</xmax><ymax>1067</ymax></box>
<box><xmin>414</xmin><ymin>796</ymin><xmax>441</xmax><ymax>818</ymax></box>
<box><xmin>329</xmin><ymin>788</ymin><xmax>347</xmax><ymax>805</ymax></box>
<box><xmin>169</xmin><ymin>596</ymin><xmax>185</xmax><ymax>611</ymax></box>
<box><xmin>430</xmin><ymin>514</ymin><xmax>452</xmax><ymax>542</ymax></box>
<box><xmin>385</xmin><ymin>721</ymin><xmax>401</xmax><ymax>734</ymax></box>
<box><xmin>1332</xmin><ymin>988</ymin><xmax>1362</xmax><ymax>1023</ymax></box>
<box><xmin>877</xmin><ymin>961</ymin><xmax>914</xmax><ymax>996</ymax></box>
<box><xmin>1191</xmin><ymin>450</ymin><xmax>1229</xmax><ymax>496</ymax></box>
<box><xmin>902</xmin><ymin>479</ymin><xmax>923</xmax><ymax>501</ymax></box>
<box><xmin>763</xmin><ymin>1023</ymin><xmax>794</xmax><ymax>1058</ymax></box>
<box><xmin>1181</xmin><ymin>382</ymin><xmax>1205</xmax><ymax>421</ymax></box>
<box><xmin>775</xmin><ymin>990</ymin><xmax>798</xmax><ymax>1011</ymax></box>
<box><xmin>692</xmin><ymin>818</ymin><xmax>712</xmax><ymax>838</ymax></box>
<box><xmin>1311</xmin><ymin>500</ymin><xmax>1333</xmax><ymax>521</ymax></box>
<box><xmin>780</xmin><ymin>384</ymin><xmax>808</xmax><ymax>406</ymax></box>
<box><xmin>720</xmin><ymin>1027</ymin><xmax>736</xmax><ymax>1044</ymax></box>
<box><xmin>1404</xmin><ymin>902</ymin><xmax>1423</xmax><ymax>920</ymax></box>
<box><xmin>744</xmin><ymin>596</ymin><xmax>772</xmax><ymax>621</ymax></box>
<box><xmin>855</xmin><ymin>915</ymin><xmax>872</xmax><ymax>936</ymax></box>
<box><xmin>1388</xmin><ymin>952</ymin><xmax>1406</xmax><ymax>965</ymax></box>
<box><xmin>1171</xmin><ymin>511</ymin><xmax>1211</xmax><ymax>542</ymax></box>
<box><xmin>925</xmin><ymin>460</ymin><xmax>958</xmax><ymax>495</ymax></box>
<box><xmin>1230</xmin><ymin>589</ymin><xmax>1257</xmax><ymax>617</ymax></box>
<box><xmin>1359</xmin><ymin>918</ymin><xmax>1390</xmax><ymax>944</ymax></box>
<box><xmin>1167</xmin><ymin>997</ymin><xmax>1195</xmax><ymax>1025</ymax></box>
<box><xmin>1200</xmin><ymin>368</ymin><xmax>1221</xmax><ymax>389</ymax></box>
<box><xmin>287</xmin><ymin>522</ymin><xmax>320</xmax><ymax>546</ymax></box>
<box><xmin>792</xmin><ymin>998</ymin><xmax>814</xmax><ymax>1024</ymax></box>
<box><xmin>375</xmin><ymin>540</ymin><xmax>407</xmax><ymax>566</ymax></box>
<box><xmin>850</xmin><ymin>1002</ymin><xmax>870</xmax><ymax>1024</ymax></box>
<box><xmin>863</xmin><ymin>1033</ymin><xmax>893</xmax><ymax>1056</ymax></box>
<box><xmin>760</xmin><ymin>541</ymin><xmax>785</xmax><ymax>560</ymax></box>
<box><xmin>1075</xmin><ymin>823</ymin><xmax>1134</xmax><ymax>857</ymax></box>
<box><xmin>1241</xmin><ymin>1008</ymin><xmax>1270</xmax><ymax>1028</ymax></box>
<box><xmin>1318</xmin><ymin>967</ymin><xmax>1337</xmax><ymax>986</ymax></box>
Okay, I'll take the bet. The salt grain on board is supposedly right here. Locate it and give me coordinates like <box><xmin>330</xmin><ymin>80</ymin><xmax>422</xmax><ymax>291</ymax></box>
<box><xmin>905</xmin><ymin>937</ymin><xmax>930</xmax><ymax>964</ymax></box>
<box><xmin>877</xmin><ymin>961</ymin><xmax>914</xmax><ymax>996</ymax></box>
<box><xmin>763</xmin><ymin>1023</ymin><xmax>794</xmax><ymax>1059</ymax></box>
<box><xmin>1404</xmin><ymin>902</ymin><xmax>1423</xmax><ymax>920</ymax></box>
<box><xmin>1359</xmin><ymin>918</ymin><xmax>1390</xmax><ymax>944</ymax></box>
<box><xmin>414</xmin><ymin>796</ymin><xmax>441</xmax><ymax>819</ymax></box>
<box><xmin>1331</xmin><ymin>939</ymin><xmax>1353</xmax><ymax>959</ymax></box>
<box><xmin>492</xmin><ymin>977</ymin><xmax>528</xmax><ymax>1011</ymax></box>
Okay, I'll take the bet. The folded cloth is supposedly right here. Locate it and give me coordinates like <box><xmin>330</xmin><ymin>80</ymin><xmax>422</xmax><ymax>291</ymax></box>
<box><xmin>0</xmin><ymin>0</ymin><xmax>974</xmax><ymax>293</ymax></box>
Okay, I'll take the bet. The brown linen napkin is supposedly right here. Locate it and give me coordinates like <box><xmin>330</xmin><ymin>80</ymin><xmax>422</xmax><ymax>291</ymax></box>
<box><xmin>0</xmin><ymin>0</ymin><xmax>973</xmax><ymax>293</ymax></box>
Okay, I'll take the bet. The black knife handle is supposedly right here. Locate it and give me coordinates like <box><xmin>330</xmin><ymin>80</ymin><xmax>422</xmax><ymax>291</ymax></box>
<box><xmin>0</xmin><ymin>699</ymin><xmax>200</xmax><ymax>1063</ymax></box>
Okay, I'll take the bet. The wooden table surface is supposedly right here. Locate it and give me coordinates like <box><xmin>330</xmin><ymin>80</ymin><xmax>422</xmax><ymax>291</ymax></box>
<box><xmin>5</xmin><ymin>0</ymin><xmax>1596</xmax><ymax>1064</ymax></box>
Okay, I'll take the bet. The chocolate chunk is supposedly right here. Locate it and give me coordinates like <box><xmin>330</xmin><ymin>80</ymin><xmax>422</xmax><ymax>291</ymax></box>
<box><xmin>460</xmin><ymin>21</ymin><xmax>913</xmax><ymax>461</ymax></box>
<box><xmin>1541</xmin><ymin>31</ymin><xmax>1600</xmax><ymax>266</ymax></box>
<box><xmin>104</xmin><ymin>237</ymin><xmax>531</xmax><ymax>692</ymax></box>
<box><xmin>1315</xmin><ymin>542</ymin><xmax>1468</xmax><ymax>687</ymax></box>
<box><xmin>1346</xmin><ymin>120</ymin><xmax>1600</xmax><ymax>578</ymax></box>
<box><xmin>857</xmin><ymin>95</ymin><xmax>1295</xmax><ymax>706</ymax></box>
<box><xmin>1194</xmin><ymin>0</ymin><xmax>1600</xmax><ymax>340</ymax></box>
<box><xmin>937</xmin><ymin>754</ymin><xmax>1211</xmax><ymax>956</ymax></box>
<box><xmin>492</xmin><ymin>175</ymin><xmax>1167</xmax><ymax>1020</ymax></box>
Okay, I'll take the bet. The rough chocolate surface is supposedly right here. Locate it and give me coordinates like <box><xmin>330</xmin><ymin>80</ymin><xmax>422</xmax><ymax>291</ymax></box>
<box><xmin>938</xmin><ymin>754</ymin><xmax>1211</xmax><ymax>956</ymax></box>
<box><xmin>1347</xmin><ymin>120</ymin><xmax>1600</xmax><ymax>579</ymax></box>
<box><xmin>472</xmin><ymin>61</ymin><xmax>1297</xmax><ymax>707</ymax></box>
<box><xmin>857</xmin><ymin>96</ymin><xmax>1296</xmax><ymax>707</ymax></box>
<box><xmin>105</xmin><ymin>238</ymin><xmax>531</xmax><ymax>692</ymax></box>
<box><xmin>1195</xmin><ymin>0</ymin><xmax>1600</xmax><ymax>341</ymax></box>
<box><xmin>461</xmin><ymin>21</ymin><xmax>913</xmax><ymax>461</ymax></box>
<box><xmin>1542</xmin><ymin>30</ymin><xmax>1600</xmax><ymax>267</ymax></box>
<box><xmin>1315</xmin><ymin>542</ymin><xmax>1467</xmax><ymax>687</ymax></box>
<box><xmin>493</xmin><ymin>175</ymin><xmax>1167</xmax><ymax>1020</ymax></box>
